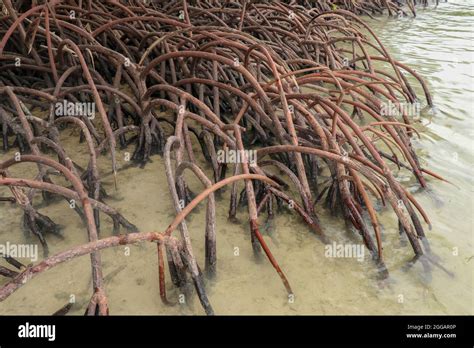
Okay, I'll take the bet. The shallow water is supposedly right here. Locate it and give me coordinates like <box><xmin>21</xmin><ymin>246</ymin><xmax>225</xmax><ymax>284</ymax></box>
<box><xmin>0</xmin><ymin>1</ymin><xmax>473</xmax><ymax>315</ymax></box>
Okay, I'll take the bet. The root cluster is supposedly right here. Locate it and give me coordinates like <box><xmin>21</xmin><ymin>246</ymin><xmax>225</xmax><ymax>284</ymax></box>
<box><xmin>0</xmin><ymin>0</ymin><xmax>447</xmax><ymax>315</ymax></box>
